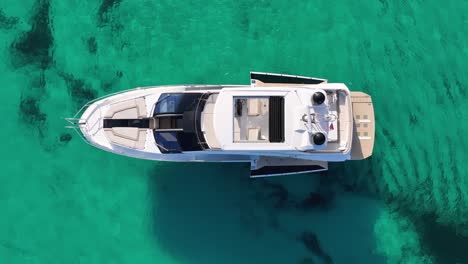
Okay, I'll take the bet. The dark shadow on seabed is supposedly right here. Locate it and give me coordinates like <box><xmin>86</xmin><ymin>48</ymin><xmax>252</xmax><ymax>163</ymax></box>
<box><xmin>331</xmin><ymin>154</ymin><xmax>468</xmax><ymax>264</ymax></box>
<box><xmin>148</xmin><ymin>162</ymin><xmax>386</xmax><ymax>264</ymax></box>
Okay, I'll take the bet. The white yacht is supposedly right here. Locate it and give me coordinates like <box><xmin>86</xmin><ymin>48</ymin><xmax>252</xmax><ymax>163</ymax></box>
<box><xmin>66</xmin><ymin>72</ymin><xmax>375</xmax><ymax>177</ymax></box>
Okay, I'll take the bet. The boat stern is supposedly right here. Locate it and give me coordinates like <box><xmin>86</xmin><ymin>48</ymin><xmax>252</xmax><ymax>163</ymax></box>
<box><xmin>350</xmin><ymin>92</ymin><xmax>375</xmax><ymax>160</ymax></box>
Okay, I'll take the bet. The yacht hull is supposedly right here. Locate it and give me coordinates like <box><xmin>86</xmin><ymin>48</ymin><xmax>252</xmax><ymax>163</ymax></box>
<box><xmin>65</xmin><ymin>72</ymin><xmax>375</xmax><ymax>177</ymax></box>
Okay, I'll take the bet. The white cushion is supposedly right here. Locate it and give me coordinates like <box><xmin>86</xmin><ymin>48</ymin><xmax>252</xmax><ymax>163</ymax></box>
<box><xmin>248</xmin><ymin>128</ymin><xmax>260</xmax><ymax>140</ymax></box>
<box><xmin>104</xmin><ymin>128</ymin><xmax>146</xmax><ymax>149</ymax></box>
<box><xmin>112</xmin><ymin>127</ymin><xmax>139</xmax><ymax>140</ymax></box>
<box><xmin>202</xmin><ymin>113</ymin><xmax>221</xmax><ymax>148</ymax></box>
<box><xmin>104</xmin><ymin>98</ymin><xmax>147</xmax><ymax>118</ymax></box>
<box><xmin>248</xmin><ymin>99</ymin><xmax>261</xmax><ymax>116</ymax></box>
<box><xmin>113</xmin><ymin>108</ymin><xmax>138</xmax><ymax>119</ymax></box>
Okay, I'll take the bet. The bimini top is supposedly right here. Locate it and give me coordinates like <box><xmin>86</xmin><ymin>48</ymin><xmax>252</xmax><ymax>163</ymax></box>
<box><xmin>208</xmin><ymin>83</ymin><xmax>353</xmax><ymax>153</ymax></box>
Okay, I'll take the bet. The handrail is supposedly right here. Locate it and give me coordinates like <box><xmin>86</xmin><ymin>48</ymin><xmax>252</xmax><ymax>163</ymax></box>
<box><xmin>194</xmin><ymin>93</ymin><xmax>211</xmax><ymax>150</ymax></box>
<box><xmin>64</xmin><ymin>125</ymin><xmax>93</xmax><ymax>146</ymax></box>
<box><xmin>64</xmin><ymin>87</ymin><xmax>144</xmax><ymax>146</ymax></box>
<box><xmin>154</xmin><ymin>113</ymin><xmax>184</xmax><ymax>117</ymax></box>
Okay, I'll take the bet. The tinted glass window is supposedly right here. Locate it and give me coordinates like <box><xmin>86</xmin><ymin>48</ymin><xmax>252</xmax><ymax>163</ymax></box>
<box><xmin>154</xmin><ymin>132</ymin><xmax>181</xmax><ymax>153</ymax></box>
<box><xmin>153</xmin><ymin>93</ymin><xmax>210</xmax><ymax>153</ymax></box>
<box><xmin>154</xmin><ymin>93</ymin><xmax>204</xmax><ymax>115</ymax></box>
<box><xmin>154</xmin><ymin>131</ymin><xmax>206</xmax><ymax>153</ymax></box>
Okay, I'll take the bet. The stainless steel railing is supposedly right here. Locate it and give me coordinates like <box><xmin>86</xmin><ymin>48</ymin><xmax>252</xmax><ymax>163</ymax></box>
<box><xmin>64</xmin><ymin>87</ymin><xmax>144</xmax><ymax>144</ymax></box>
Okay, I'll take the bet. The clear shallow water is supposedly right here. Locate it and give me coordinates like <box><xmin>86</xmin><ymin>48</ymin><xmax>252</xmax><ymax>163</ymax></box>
<box><xmin>0</xmin><ymin>0</ymin><xmax>467</xmax><ymax>263</ymax></box>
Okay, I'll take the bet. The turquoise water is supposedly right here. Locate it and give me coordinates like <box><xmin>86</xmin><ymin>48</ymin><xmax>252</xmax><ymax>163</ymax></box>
<box><xmin>1</xmin><ymin>0</ymin><xmax>467</xmax><ymax>263</ymax></box>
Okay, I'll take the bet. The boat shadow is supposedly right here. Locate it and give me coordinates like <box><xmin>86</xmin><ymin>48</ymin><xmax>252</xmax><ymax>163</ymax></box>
<box><xmin>148</xmin><ymin>161</ymin><xmax>385</xmax><ymax>264</ymax></box>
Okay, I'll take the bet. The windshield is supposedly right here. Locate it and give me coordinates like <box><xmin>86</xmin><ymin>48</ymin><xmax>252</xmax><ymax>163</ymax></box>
<box><xmin>154</xmin><ymin>93</ymin><xmax>204</xmax><ymax>115</ymax></box>
<box><xmin>153</xmin><ymin>93</ymin><xmax>210</xmax><ymax>153</ymax></box>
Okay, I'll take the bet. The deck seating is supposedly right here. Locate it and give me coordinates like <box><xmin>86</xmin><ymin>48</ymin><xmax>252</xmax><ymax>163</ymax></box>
<box><xmin>248</xmin><ymin>128</ymin><xmax>260</xmax><ymax>140</ymax></box>
<box><xmin>104</xmin><ymin>98</ymin><xmax>146</xmax><ymax>119</ymax></box>
<box><xmin>104</xmin><ymin>127</ymin><xmax>146</xmax><ymax>149</ymax></box>
<box><xmin>201</xmin><ymin>94</ymin><xmax>222</xmax><ymax>148</ymax></box>
<box><xmin>247</xmin><ymin>98</ymin><xmax>261</xmax><ymax>116</ymax></box>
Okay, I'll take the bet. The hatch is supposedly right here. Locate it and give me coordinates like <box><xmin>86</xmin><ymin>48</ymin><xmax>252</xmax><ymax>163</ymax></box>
<box><xmin>233</xmin><ymin>96</ymin><xmax>284</xmax><ymax>143</ymax></box>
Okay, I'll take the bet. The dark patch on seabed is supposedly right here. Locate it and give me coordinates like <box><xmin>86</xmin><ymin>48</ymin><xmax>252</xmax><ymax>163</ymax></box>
<box><xmin>409</xmin><ymin>113</ymin><xmax>418</xmax><ymax>125</ymax></box>
<box><xmin>18</xmin><ymin>74</ymin><xmax>47</xmax><ymax>128</ymax></box>
<box><xmin>101</xmin><ymin>71</ymin><xmax>124</xmax><ymax>91</ymax></box>
<box><xmin>97</xmin><ymin>0</ymin><xmax>122</xmax><ymax>25</ymax></box>
<box><xmin>414</xmin><ymin>213</ymin><xmax>468</xmax><ymax>264</ymax></box>
<box><xmin>441</xmin><ymin>73</ymin><xmax>455</xmax><ymax>104</ymax></box>
<box><xmin>298</xmin><ymin>232</ymin><xmax>333</xmax><ymax>264</ymax></box>
<box><xmin>455</xmin><ymin>77</ymin><xmax>466</xmax><ymax>97</ymax></box>
<box><xmin>148</xmin><ymin>162</ymin><xmax>348</xmax><ymax>264</ymax></box>
<box><xmin>378</xmin><ymin>0</ymin><xmax>389</xmax><ymax>15</ymax></box>
<box><xmin>0</xmin><ymin>9</ymin><xmax>19</xmax><ymax>29</ymax></box>
<box><xmin>59</xmin><ymin>72</ymin><xmax>97</xmax><ymax>105</ymax></box>
<box><xmin>0</xmin><ymin>241</ymin><xmax>33</xmax><ymax>256</ymax></box>
<box><xmin>330</xmin><ymin>152</ymin><xmax>468</xmax><ymax>264</ymax></box>
<box><xmin>148</xmin><ymin>163</ymin><xmax>252</xmax><ymax>264</ymax></box>
<box><xmin>59</xmin><ymin>133</ymin><xmax>72</xmax><ymax>143</ymax></box>
<box><xmin>87</xmin><ymin>36</ymin><xmax>98</xmax><ymax>54</ymax></box>
<box><xmin>10</xmin><ymin>0</ymin><xmax>53</xmax><ymax>69</ymax></box>
<box><xmin>298</xmin><ymin>191</ymin><xmax>334</xmax><ymax>211</ymax></box>
<box><xmin>19</xmin><ymin>96</ymin><xmax>46</xmax><ymax>127</ymax></box>
<box><xmin>255</xmin><ymin>181</ymin><xmax>291</xmax><ymax>209</ymax></box>
<box><xmin>252</xmin><ymin>176</ymin><xmax>335</xmax><ymax>214</ymax></box>
<box><xmin>298</xmin><ymin>173</ymin><xmax>335</xmax><ymax>211</ymax></box>
<box><xmin>32</xmin><ymin>71</ymin><xmax>47</xmax><ymax>91</ymax></box>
